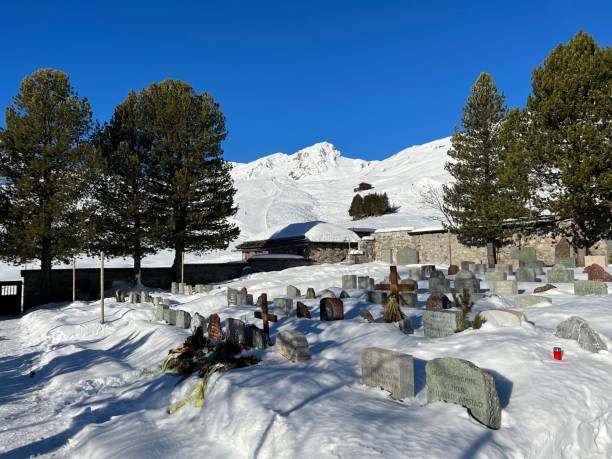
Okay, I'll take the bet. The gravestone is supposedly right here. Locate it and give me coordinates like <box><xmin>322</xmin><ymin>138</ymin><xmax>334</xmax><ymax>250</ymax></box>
<box><xmin>369</xmin><ymin>290</ymin><xmax>389</xmax><ymax>304</ymax></box>
<box><xmin>473</xmin><ymin>264</ymin><xmax>487</xmax><ymax>274</ymax></box>
<box><xmin>275</xmin><ymin>330</ymin><xmax>310</xmax><ymax>362</ymax></box>
<box><xmin>479</xmin><ymin>309</ymin><xmax>526</xmax><ymax>327</ymax></box>
<box><xmin>273</xmin><ymin>298</ymin><xmax>294</xmax><ymax>316</ymax></box>
<box><xmin>185</xmin><ymin>285</ymin><xmax>193</xmax><ymax>295</ymax></box>
<box><xmin>555</xmin><ymin>257</ymin><xmax>576</xmax><ymax>269</ymax></box>
<box><xmin>339</xmin><ymin>289</ymin><xmax>350</xmax><ymax>299</ymax></box>
<box><xmin>574</xmin><ymin>280</ymin><xmax>608</xmax><ymax>296</ymax></box>
<box><xmin>454</xmin><ymin>270</ymin><xmax>481</xmax><ymax>294</ymax></box>
<box><xmin>585</xmin><ymin>255</ymin><xmax>607</xmax><ymax>268</ymax></box>
<box><xmin>585</xmin><ymin>264</ymin><xmax>612</xmax><ymax>282</ymax></box>
<box><xmin>319</xmin><ymin>289</ymin><xmax>337</xmax><ymax>299</ymax></box>
<box><xmin>361</xmin><ymin>348</ymin><xmax>414</xmax><ymax>400</ymax></box>
<box><xmin>398</xmin><ymin>318</ymin><xmax>414</xmax><ymax>334</ymax></box>
<box><xmin>381</xmin><ymin>249</ymin><xmax>393</xmax><ymax>264</ymax></box>
<box><xmin>555</xmin><ymin>237</ymin><xmax>571</xmax><ymax>258</ymax></box>
<box><xmin>429</xmin><ymin>276</ymin><xmax>450</xmax><ymax>294</ymax></box>
<box><xmin>236</xmin><ymin>292</ymin><xmax>254</xmax><ymax>305</ymax></box>
<box><xmin>515</xmin><ymin>267</ymin><xmax>536</xmax><ymax>282</ymax></box>
<box><xmin>357</xmin><ymin>276</ymin><xmax>371</xmax><ymax>289</ymax></box>
<box><xmin>176</xmin><ymin>310</ymin><xmax>191</xmax><ymax>329</ymax></box>
<box><xmin>226</xmin><ymin>318</ymin><xmax>252</xmax><ymax>346</ymax></box>
<box><xmin>287</xmin><ymin>285</ymin><xmax>301</xmax><ymax>297</ymax></box>
<box><xmin>178</xmin><ymin>283</ymin><xmax>185</xmax><ymax>295</ymax></box>
<box><xmin>421</xmin><ymin>265</ymin><xmax>436</xmax><ymax>279</ymax></box>
<box><xmin>490</xmin><ymin>280</ymin><xmax>518</xmax><ymax>294</ymax></box>
<box><xmin>485</xmin><ymin>271</ymin><xmax>507</xmax><ymax>283</ymax></box>
<box><xmin>191</xmin><ymin>312</ymin><xmax>207</xmax><ymax>332</ymax></box>
<box><xmin>359</xmin><ymin>309</ymin><xmax>375</xmax><ymax>323</ymax></box>
<box><xmin>399</xmin><ymin>291</ymin><xmax>418</xmax><ymax>308</ymax></box>
<box><xmin>423</xmin><ymin>309</ymin><xmax>462</xmax><ymax>337</ymax></box>
<box><xmin>129</xmin><ymin>292</ymin><xmax>140</xmax><ymax>303</ymax></box>
<box><xmin>115</xmin><ymin>289</ymin><xmax>125</xmax><ymax>303</ymax></box>
<box><xmin>426</xmin><ymin>292</ymin><xmax>452</xmax><ymax>310</ymax></box>
<box><xmin>547</xmin><ymin>264</ymin><xmax>575</xmax><ymax>283</ymax></box>
<box><xmin>227</xmin><ymin>287</ymin><xmax>239</xmax><ymax>306</ymax></box>
<box><xmin>207</xmin><ymin>313</ymin><xmax>222</xmax><ymax>340</ymax></box>
<box><xmin>512</xmin><ymin>295</ymin><xmax>552</xmax><ymax>307</ymax></box>
<box><xmin>341</xmin><ymin>275</ymin><xmax>357</xmax><ymax>289</ymax></box>
<box><xmin>408</xmin><ymin>269</ymin><xmax>422</xmax><ymax>281</ymax></box>
<box><xmin>460</xmin><ymin>261</ymin><xmax>473</xmax><ymax>271</ymax></box>
<box><xmin>447</xmin><ymin>265</ymin><xmax>460</xmax><ymax>275</ymax></box>
<box><xmin>495</xmin><ymin>264</ymin><xmax>513</xmax><ymax>276</ymax></box>
<box><xmin>369</xmin><ymin>278</ymin><xmax>376</xmax><ymax>289</ymax></box>
<box><xmin>171</xmin><ymin>282</ymin><xmax>179</xmax><ymax>295</ymax></box>
<box><xmin>397</xmin><ymin>247</ymin><xmax>419</xmax><ymax>265</ymax></box>
<box><xmin>250</xmin><ymin>325</ymin><xmax>270</xmax><ymax>349</ymax></box>
<box><xmin>162</xmin><ymin>298</ymin><xmax>170</xmax><ymax>306</ymax></box>
<box><xmin>555</xmin><ymin>316</ymin><xmax>607</xmax><ymax>353</ymax></box>
<box><xmin>320</xmin><ymin>298</ymin><xmax>344</xmax><ymax>321</ymax></box>
<box><xmin>426</xmin><ymin>357</ymin><xmax>501</xmax><ymax>429</ymax></box>
<box><xmin>155</xmin><ymin>304</ymin><xmax>166</xmax><ymax>321</ymax></box>
<box><xmin>522</xmin><ymin>260</ymin><xmax>545</xmax><ymax>275</ymax></box>
<box><xmin>163</xmin><ymin>305</ymin><xmax>171</xmax><ymax>323</ymax></box>
<box><xmin>167</xmin><ymin>309</ymin><xmax>177</xmax><ymax>326</ymax></box>
<box><xmin>296</xmin><ymin>301</ymin><xmax>311</xmax><ymax>319</ymax></box>
<box><xmin>305</xmin><ymin>288</ymin><xmax>316</xmax><ymax>299</ymax></box>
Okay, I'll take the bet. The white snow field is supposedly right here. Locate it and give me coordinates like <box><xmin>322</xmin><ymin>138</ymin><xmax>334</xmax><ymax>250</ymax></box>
<box><xmin>1</xmin><ymin>263</ymin><xmax>612</xmax><ymax>458</ymax></box>
<box><xmin>0</xmin><ymin>137</ymin><xmax>451</xmax><ymax>281</ymax></box>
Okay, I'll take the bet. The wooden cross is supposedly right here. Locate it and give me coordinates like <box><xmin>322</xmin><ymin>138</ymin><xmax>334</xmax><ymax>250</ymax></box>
<box><xmin>374</xmin><ymin>266</ymin><xmax>415</xmax><ymax>303</ymax></box>
<box><xmin>254</xmin><ymin>293</ymin><xmax>277</xmax><ymax>337</ymax></box>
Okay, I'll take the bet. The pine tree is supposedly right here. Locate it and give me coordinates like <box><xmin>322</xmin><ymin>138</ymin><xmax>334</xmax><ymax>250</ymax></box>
<box><xmin>349</xmin><ymin>194</ymin><xmax>364</xmax><ymax>219</ymax></box>
<box><xmin>443</xmin><ymin>72</ymin><xmax>528</xmax><ymax>267</ymax></box>
<box><xmin>89</xmin><ymin>91</ymin><xmax>156</xmax><ymax>283</ymax></box>
<box><xmin>138</xmin><ymin>80</ymin><xmax>240</xmax><ymax>281</ymax></box>
<box><xmin>523</xmin><ymin>31</ymin><xmax>612</xmax><ymax>265</ymax></box>
<box><xmin>0</xmin><ymin>69</ymin><xmax>96</xmax><ymax>302</ymax></box>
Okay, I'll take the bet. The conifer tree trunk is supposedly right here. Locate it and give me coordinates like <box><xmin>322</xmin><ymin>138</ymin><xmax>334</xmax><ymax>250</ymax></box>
<box><xmin>486</xmin><ymin>242</ymin><xmax>497</xmax><ymax>268</ymax></box>
<box><xmin>40</xmin><ymin>245</ymin><xmax>52</xmax><ymax>304</ymax></box>
<box><xmin>576</xmin><ymin>247</ymin><xmax>586</xmax><ymax>268</ymax></box>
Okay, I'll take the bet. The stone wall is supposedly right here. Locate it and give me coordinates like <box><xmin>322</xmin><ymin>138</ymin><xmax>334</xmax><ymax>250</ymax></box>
<box><xmin>371</xmin><ymin>229</ymin><xmax>608</xmax><ymax>266</ymax></box>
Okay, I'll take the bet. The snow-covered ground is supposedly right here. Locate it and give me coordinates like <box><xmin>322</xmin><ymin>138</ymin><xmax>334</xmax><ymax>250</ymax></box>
<box><xmin>1</xmin><ymin>263</ymin><xmax>612</xmax><ymax>458</ymax></box>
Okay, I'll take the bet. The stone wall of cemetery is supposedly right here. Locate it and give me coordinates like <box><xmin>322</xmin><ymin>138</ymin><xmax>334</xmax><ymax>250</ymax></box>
<box><xmin>370</xmin><ymin>229</ymin><xmax>589</xmax><ymax>266</ymax></box>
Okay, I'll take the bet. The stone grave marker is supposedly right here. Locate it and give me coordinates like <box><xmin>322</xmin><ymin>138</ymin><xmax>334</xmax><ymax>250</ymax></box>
<box><xmin>555</xmin><ymin>237</ymin><xmax>571</xmax><ymax>258</ymax></box>
<box><xmin>296</xmin><ymin>301</ymin><xmax>311</xmax><ymax>319</ymax></box>
<box><xmin>585</xmin><ymin>264</ymin><xmax>612</xmax><ymax>282</ymax></box>
<box><xmin>357</xmin><ymin>276</ymin><xmax>371</xmax><ymax>289</ymax></box>
<box><xmin>305</xmin><ymin>288</ymin><xmax>316</xmax><ymax>299</ymax></box>
<box><xmin>254</xmin><ymin>293</ymin><xmax>277</xmax><ymax>339</ymax></box>
<box><xmin>163</xmin><ymin>305</ymin><xmax>171</xmax><ymax>323</ymax></box>
<box><xmin>320</xmin><ymin>298</ymin><xmax>344</xmax><ymax>321</ymax></box>
<box><xmin>341</xmin><ymin>275</ymin><xmax>357</xmax><ymax>289</ymax></box>
<box><xmin>287</xmin><ymin>285</ymin><xmax>301</xmax><ymax>297</ymax></box>
<box><xmin>162</xmin><ymin>298</ymin><xmax>170</xmax><ymax>306</ymax></box>
<box><xmin>454</xmin><ymin>270</ymin><xmax>481</xmax><ymax>294</ymax></box>
<box><xmin>479</xmin><ymin>309</ymin><xmax>526</xmax><ymax>327</ymax></box>
<box><xmin>236</xmin><ymin>291</ymin><xmax>254</xmax><ymax>305</ymax></box>
<box><xmin>421</xmin><ymin>265</ymin><xmax>436</xmax><ymax>279</ymax></box>
<box><xmin>515</xmin><ymin>267</ymin><xmax>536</xmax><ymax>282</ymax></box>
<box><xmin>555</xmin><ymin>316</ymin><xmax>607</xmax><ymax>353</ymax></box>
<box><xmin>533</xmin><ymin>284</ymin><xmax>556</xmax><ymax>293</ymax></box>
<box><xmin>490</xmin><ymin>280</ymin><xmax>518</xmax><ymax>294</ymax></box>
<box><xmin>399</xmin><ymin>291</ymin><xmax>418</xmax><ymax>308</ymax></box>
<box><xmin>426</xmin><ymin>292</ymin><xmax>452</xmax><ymax>310</ymax></box>
<box><xmin>171</xmin><ymin>282</ymin><xmax>179</xmax><ymax>295</ymax></box>
<box><xmin>381</xmin><ymin>249</ymin><xmax>393</xmax><ymax>264</ymax></box>
<box><xmin>426</xmin><ymin>357</ymin><xmax>501</xmax><ymax>429</ymax></box>
<box><xmin>522</xmin><ymin>260</ymin><xmax>544</xmax><ymax>275</ymax></box>
<box><xmin>574</xmin><ymin>280</ymin><xmax>608</xmax><ymax>295</ymax></box>
<box><xmin>115</xmin><ymin>289</ymin><xmax>125</xmax><ymax>303</ymax></box>
<box><xmin>447</xmin><ymin>265</ymin><xmax>460</xmax><ymax>275</ymax></box>
<box><xmin>495</xmin><ymin>264</ymin><xmax>513</xmax><ymax>276</ymax></box>
<box><xmin>460</xmin><ymin>261</ymin><xmax>473</xmax><ymax>271</ymax></box>
<box><xmin>369</xmin><ymin>290</ymin><xmax>389</xmax><ymax>304</ymax></box>
<box><xmin>178</xmin><ymin>283</ymin><xmax>185</xmax><ymax>295</ymax></box>
<box><xmin>547</xmin><ymin>264</ymin><xmax>575</xmax><ymax>283</ymax></box>
<box><xmin>423</xmin><ymin>309</ymin><xmax>462</xmax><ymax>337</ymax></box>
<box><xmin>398</xmin><ymin>318</ymin><xmax>414</xmax><ymax>334</ymax></box>
<box><xmin>227</xmin><ymin>287</ymin><xmax>239</xmax><ymax>306</ymax></box>
<box><xmin>319</xmin><ymin>289</ymin><xmax>337</xmax><ymax>299</ymax></box>
<box><xmin>397</xmin><ymin>247</ymin><xmax>419</xmax><ymax>265</ymax></box>
<box><xmin>250</xmin><ymin>325</ymin><xmax>270</xmax><ymax>349</ymax></box>
<box><xmin>359</xmin><ymin>309</ymin><xmax>375</xmax><ymax>323</ymax></box>
<box><xmin>167</xmin><ymin>309</ymin><xmax>177</xmax><ymax>326</ymax></box>
<box><xmin>226</xmin><ymin>318</ymin><xmax>252</xmax><ymax>346</ymax></box>
<box><xmin>273</xmin><ymin>298</ymin><xmax>294</xmax><ymax>316</ymax></box>
<box><xmin>512</xmin><ymin>295</ymin><xmax>552</xmax><ymax>307</ymax></box>
<box><xmin>429</xmin><ymin>275</ymin><xmax>450</xmax><ymax>294</ymax></box>
<box><xmin>191</xmin><ymin>312</ymin><xmax>207</xmax><ymax>332</ymax></box>
<box><xmin>554</xmin><ymin>257</ymin><xmax>576</xmax><ymax>269</ymax></box>
<box><xmin>208</xmin><ymin>313</ymin><xmax>222</xmax><ymax>340</ymax></box>
<box><xmin>275</xmin><ymin>330</ymin><xmax>310</xmax><ymax>362</ymax></box>
<box><xmin>129</xmin><ymin>292</ymin><xmax>140</xmax><ymax>303</ymax></box>
<box><xmin>408</xmin><ymin>269</ymin><xmax>422</xmax><ymax>281</ymax></box>
<box><xmin>155</xmin><ymin>304</ymin><xmax>166</xmax><ymax>321</ymax></box>
<box><xmin>473</xmin><ymin>264</ymin><xmax>487</xmax><ymax>274</ymax></box>
<box><xmin>361</xmin><ymin>347</ymin><xmax>414</xmax><ymax>400</ymax></box>
<box><xmin>585</xmin><ymin>255</ymin><xmax>607</xmax><ymax>268</ymax></box>
<box><xmin>176</xmin><ymin>310</ymin><xmax>191</xmax><ymax>329</ymax></box>
<box><xmin>485</xmin><ymin>271</ymin><xmax>507</xmax><ymax>283</ymax></box>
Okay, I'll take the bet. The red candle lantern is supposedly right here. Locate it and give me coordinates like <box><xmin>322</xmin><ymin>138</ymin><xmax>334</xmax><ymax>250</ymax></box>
<box><xmin>553</xmin><ymin>347</ymin><xmax>563</xmax><ymax>361</ymax></box>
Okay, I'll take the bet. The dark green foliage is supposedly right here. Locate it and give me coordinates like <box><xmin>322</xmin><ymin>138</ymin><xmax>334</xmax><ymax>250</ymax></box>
<box><xmin>452</xmin><ymin>288</ymin><xmax>474</xmax><ymax>331</ymax></box>
<box><xmin>89</xmin><ymin>91</ymin><xmax>157</xmax><ymax>282</ymax></box>
<box><xmin>349</xmin><ymin>192</ymin><xmax>393</xmax><ymax>220</ymax></box>
<box><xmin>0</xmin><ymin>69</ymin><xmax>96</xmax><ymax>301</ymax></box>
<box><xmin>520</xmin><ymin>31</ymin><xmax>612</xmax><ymax>254</ymax></box>
<box><xmin>472</xmin><ymin>313</ymin><xmax>486</xmax><ymax>330</ymax></box>
<box><xmin>443</xmin><ymin>72</ymin><xmax>532</xmax><ymax>266</ymax></box>
<box><xmin>137</xmin><ymin>80</ymin><xmax>240</xmax><ymax>281</ymax></box>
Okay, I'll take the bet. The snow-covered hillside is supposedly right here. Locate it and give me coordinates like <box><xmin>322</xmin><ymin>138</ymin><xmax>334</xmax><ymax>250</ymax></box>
<box><xmin>231</xmin><ymin>137</ymin><xmax>452</xmax><ymax>239</ymax></box>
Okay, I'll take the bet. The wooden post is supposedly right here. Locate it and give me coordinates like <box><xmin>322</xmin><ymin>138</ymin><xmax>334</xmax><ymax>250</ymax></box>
<box><xmin>181</xmin><ymin>252</ymin><xmax>185</xmax><ymax>284</ymax></box>
<box><xmin>72</xmin><ymin>258</ymin><xmax>76</xmax><ymax>302</ymax></box>
<box><xmin>100</xmin><ymin>251</ymin><xmax>105</xmax><ymax>324</ymax></box>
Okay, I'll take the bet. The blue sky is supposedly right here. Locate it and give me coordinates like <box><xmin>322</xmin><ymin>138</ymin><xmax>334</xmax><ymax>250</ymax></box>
<box><xmin>1</xmin><ymin>1</ymin><xmax>610</xmax><ymax>162</ymax></box>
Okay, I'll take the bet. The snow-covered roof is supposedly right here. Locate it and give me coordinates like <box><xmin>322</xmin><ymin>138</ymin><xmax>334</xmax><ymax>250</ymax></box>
<box><xmin>249</xmin><ymin>221</ymin><xmax>361</xmax><ymax>243</ymax></box>
<box><xmin>249</xmin><ymin>254</ymin><xmax>305</xmax><ymax>260</ymax></box>
<box><xmin>374</xmin><ymin>226</ymin><xmax>415</xmax><ymax>234</ymax></box>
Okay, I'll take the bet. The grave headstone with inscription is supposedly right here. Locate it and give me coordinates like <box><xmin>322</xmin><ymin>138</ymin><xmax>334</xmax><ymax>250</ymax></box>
<box><xmin>287</xmin><ymin>285</ymin><xmax>301</xmax><ymax>297</ymax></box>
<box><xmin>490</xmin><ymin>280</ymin><xmax>518</xmax><ymax>294</ymax></box>
<box><xmin>275</xmin><ymin>330</ymin><xmax>310</xmax><ymax>362</ymax></box>
<box><xmin>273</xmin><ymin>297</ymin><xmax>294</xmax><ymax>316</ymax></box>
<box><xmin>361</xmin><ymin>347</ymin><xmax>414</xmax><ymax>400</ymax></box>
<box><xmin>227</xmin><ymin>287</ymin><xmax>239</xmax><ymax>306</ymax></box>
<box><xmin>512</xmin><ymin>295</ymin><xmax>552</xmax><ymax>307</ymax></box>
<box><xmin>305</xmin><ymin>288</ymin><xmax>316</xmax><ymax>299</ymax></box>
<box><xmin>547</xmin><ymin>264</ymin><xmax>575</xmax><ymax>283</ymax></box>
<box><xmin>357</xmin><ymin>276</ymin><xmax>371</xmax><ymax>289</ymax></box>
<box><xmin>426</xmin><ymin>357</ymin><xmax>501</xmax><ymax>429</ymax></box>
<box><xmin>207</xmin><ymin>313</ymin><xmax>223</xmax><ymax>340</ymax></box>
<box><xmin>555</xmin><ymin>237</ymin><xmax>571</xmax><ymax>259</ymax></box>
<box><xmin>175</xmin><ymin>310</ymin><xmax>191</xmax><ymax>329</ymax></box>
<box><xmin>423</xmin><ymin>309</ymin><xmax>462</xmax><ymax>337</ymax></box>
<box><xmin>296</xmin><ymin>301</ymin><xmax>312</xmax><ymax>319</ymax></box>
<box><xmin>341</xmin><ymin>275</ymin><xmax>357</xmax><ymax>289</ymax></box>
<box><xmin>421</xmin><ymin>265</ymin><xmax>436</xmax><ymax>279</ymax></box>
<box><xmin>515</xmin><ymin>267</ymin><xmax>536</xmax><ymax>282</ymax></box>
<box><xmin>574</xmin><ymin>280</ymin><xmax>608</xmax><ymax>295</ymax></box>
<box><xmin>320</xmin><ymin>298</ymin><xmax>344</xmax><ymax>321</ymax></box>
<box><xmin>226</xmin><ymin>318</ymin><xmax>252</xmax><ymax>346</ymax></box>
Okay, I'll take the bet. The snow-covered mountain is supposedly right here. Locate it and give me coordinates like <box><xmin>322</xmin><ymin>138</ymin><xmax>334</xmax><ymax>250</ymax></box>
<box><xmin>230</xmin><ymin>137</ymin><xmax>452</xmax><ymax>240</ymax></box>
